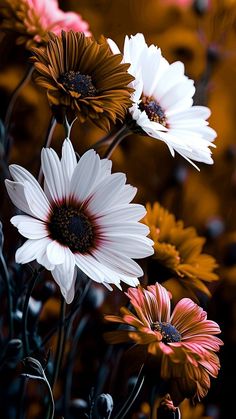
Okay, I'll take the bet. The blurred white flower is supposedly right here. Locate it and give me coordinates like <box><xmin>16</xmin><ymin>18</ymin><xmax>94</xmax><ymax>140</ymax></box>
<box><xmin>5</xmin><ymin>139</ymin><xmax>153</xmax><ymax>303</ymax></box>
<box><xmin>108</xmin><ymin>33</ymin><xmax>217</xmax><ymax>169</ymax></box>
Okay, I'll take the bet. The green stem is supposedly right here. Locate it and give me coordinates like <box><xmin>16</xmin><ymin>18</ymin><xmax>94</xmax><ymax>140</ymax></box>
<box><xmin>103</xmin><ymin>124</ymin><xmax>131</xmax><ymax>159</ymax></box>
<box><xmin>0</xmin><ymin>254</ymin><xmax>13</xmax><ymax>340</ymax></box>
<box><xmin>4</xmin><ymin>65</ymin><xmax>34</xmax><ymax>138</ymax></box>
<box><xmin>114</xmin><ymin>364</ymin><xmax>145</xmax><ymax>419</ymax></box>
<box><xmin>22</xmin><ymin>269</ymin><xmax>40</xmax><ymax>356</ymax></box>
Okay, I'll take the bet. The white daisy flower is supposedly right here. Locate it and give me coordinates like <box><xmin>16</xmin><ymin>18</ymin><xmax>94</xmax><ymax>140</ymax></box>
<box><xmin>108</xmin><ymin>33</ymin><xmax>217</xmax><ymax>169</ymax></box>
<box><xmin>5</xmin><ymin>139</ymin><xmax>154</xmax><ymax>303</ymax></box>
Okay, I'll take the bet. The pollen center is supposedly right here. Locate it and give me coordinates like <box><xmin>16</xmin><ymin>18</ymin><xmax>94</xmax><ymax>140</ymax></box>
<box><xmin>58</xmin><ymin>71</ymin><xmax>97</xmax><ymax>98</ymax></box>
<box><xmin>139</xmin><ymin>96</ymin><xmax>167</xmax><ymax>126</ymax></box>
<box><xmin>151</xmin><ymin>321</ymin><xmax>181</xmax><ymax>344</ymax></box>
<box><xmin>48</xmin><ymin>206</ymin><xmax>94</xmax><ymax>253</ymax></box>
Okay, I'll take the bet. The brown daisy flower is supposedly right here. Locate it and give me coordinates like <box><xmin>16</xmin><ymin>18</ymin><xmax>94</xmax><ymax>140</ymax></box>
<box><xmin>1</xmin><ymin>0</ymin><xmax>90</xmax><ymax>50</ymax></box>
<box><xmin>105</xmin><ymin>283</ymin><xmax>223</xmax><ymax>401</ymax></box>
<box><xmin>143</xmin><ymin>202</ymin><xmax>218</xmax><ymax>297</ymax></box>
<box><xmin>31</xmin><ymin>31</ymin><xmax>134</xmax><ymax>130</ymax></box>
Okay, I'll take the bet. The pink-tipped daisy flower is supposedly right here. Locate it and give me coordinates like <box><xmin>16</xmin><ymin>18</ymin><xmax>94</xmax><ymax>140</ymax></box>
<box><xmin>5</xmin><ymin>139</ymin><xmax>154</xmax><ymax>303</ymax></box>
<box><xmin>105</xmin><ymin>282</ymin><xmax>223</xmax><ymax>400</ymax></box>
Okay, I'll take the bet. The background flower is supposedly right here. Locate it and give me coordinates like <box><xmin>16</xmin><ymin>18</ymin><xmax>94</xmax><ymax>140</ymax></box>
<box><xmin>0</xmin><ymin>0</ymin><xmax>90</xmax><ymax>49</ymax></box>
<box><xmin>143</xmin><ymin>202</ymin><xmax>218</xmax><ymax>298</ymax></box>
<box><xmin>105</xmin><ymin>282</ymin><xmax>223</xmax><ymax>401</ymax></box>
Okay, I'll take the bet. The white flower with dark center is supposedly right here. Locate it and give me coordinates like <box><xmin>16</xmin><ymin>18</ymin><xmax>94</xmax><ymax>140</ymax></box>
<box><xmin>108</xmin><ymin>33</ymin><xmax>217</xmax><ymax>169</ymax></box>
<box><xmin>5</xmin><ymin>139</ymin><xmax>154</xmax><ymax>303</ymax></box>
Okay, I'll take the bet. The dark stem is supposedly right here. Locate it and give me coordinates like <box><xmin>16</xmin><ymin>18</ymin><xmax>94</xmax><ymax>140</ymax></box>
<box><xmin>22</xmin><ymin>269</ymin><xmax>41</xmax><ymax>356</ymax></box>
<box><xmin>89</xmin><ymin>126</ymin><xmax>121</xmax><ymax>152</ymax></box>
<box><xmin>38</xmin><ymin>116</ymin><xmax>57</xmax><ymax>183</ymax></box>
<box><xmin>50</xmin><ymin>295</ymin><xmax>66</xmax><ymax>387</ymax></box>
<box><xmin>114</xmin><ymin>364</ymin><xmax>145</xmax><ymax>419</ymax></box>
<box><xmin>0</xmin><ymin>254</ymin><xmax>13</xmax><ymax>340</ymax></box>
<box><xmin>63</xmin><ymin>315</ymin><xmax>89</xmax><ymax>419</ymax></box>
<box><xmin>103</xmin><ymin>125</ymin><xmax>131</xmax><ymax>159</ymax></box>
<box><xmin>46</xmin><ymin>296</ymin><xmax>66</xmax><ymax>419</ymax></box>
<box><xmin>4</xmin><ymin>65</ymin><xmax>34</xmax><ymax>139</ymax></box>
<box><xmin>38</xmin><ymin>279</ymin><xmax>92</xmax><ymax>351</ymax></box>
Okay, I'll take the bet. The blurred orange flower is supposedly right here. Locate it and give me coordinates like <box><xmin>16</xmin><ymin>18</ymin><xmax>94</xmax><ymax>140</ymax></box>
<box><xmin>105</xmin><ymin>282</ymin><xmax>223</xmax><ymax>400</ymax></box>
<box><xmin>143</xmin><ymin>202</ymin><xmax>218</xmax><ymax>296</ymax></box>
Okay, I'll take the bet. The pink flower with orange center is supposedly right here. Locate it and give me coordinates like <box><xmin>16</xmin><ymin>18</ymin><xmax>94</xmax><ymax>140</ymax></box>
<box><xmin>1</xmin><ymin>0</ymin><xmax>90</xmax><ymax>49</ymax></box>
<box><xmin>105</xmin><ymin>283</ymin><xmax>223</xmax><ymax>400</ymax></box>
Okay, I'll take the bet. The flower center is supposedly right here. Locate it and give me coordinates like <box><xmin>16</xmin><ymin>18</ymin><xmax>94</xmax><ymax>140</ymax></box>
<box><xmin>151</xmin><ymin>321</ymin><xmax>181</xmax><ymax>344</ymax></box>
<box><xmin>48</xmin><ymin>206</ymin><xmax>94</xmax><ymax>253</ymax></box>
<box><xmin>139</xmin><ymin>96</ymin><xmax>167</xmax><ymax>126</ymax></box>
<box><xmin>58</xmin><ymin>71</ymin><xmax>97</xmax><ymax>98</ymax></box>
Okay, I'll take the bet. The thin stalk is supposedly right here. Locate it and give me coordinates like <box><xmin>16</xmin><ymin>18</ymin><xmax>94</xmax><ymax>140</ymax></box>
<box><xmin>4</xmin><ymin>66</ymin><xmax>34</xmax><ymax>137</ymax></box>
<box><xmin>50</xmin><ymin>296</ymin><xmax>66</xmax><ymax>387</ymax></box>
<box><xmin>38</xmin><ymin>116</ymin><xmax>57</xmax><ymax>183</ymax></box>
<box><xmin>103</xmin><ymin>125</ymin><xmax>131</xmax><ymax>159</ymax></box>
<box><xmin>0</xmin><ymin>254</ymin><xmax>13</xmax><ymax>339</ymax></box>
<box><xmin>63</xmin><ymin>116</ymin><xmax>77</xmax><ymax>139</ymax></box>
<box><xmin>22</xmin><ymin>269</ymin><xmax>41</xmax><ymax>356</ymax></box>
<box><xmin>63</xmin><ymin>315</ymin><xmax>89</xmax><ymax>419</ymax></box>
<box><xmin>114</xmin><ymin>364</ymin><xmax>145</xmax><ymax>419</ymax></box>
<box><xmin>46</xmin><ymin>296</ymin><xmax>66</xmax><ymax>419</ymax></box>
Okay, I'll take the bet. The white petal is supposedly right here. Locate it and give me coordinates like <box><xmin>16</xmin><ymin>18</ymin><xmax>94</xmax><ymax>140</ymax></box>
<box><xmin>51</xmin><ymin>251</ymin><xmax>76</xmax><ymax>303</ymax></box>
<box><xmin>9</xmin><ymin>165</ymin><xmax>51</xmax><ymax>220</ymax></box>
<box><xmin>86</xmin><ymin>173</ymin><xmax>126</xmax><ymax>214</ymax></box>
<box><xmin>47</xmin><ymin>240</ymin><xmax>66</xmax><ymax>265</ymax></box>
<box><xmin>93</xmin><ymin>247</ymin><xmax>143</xmax><ymax>277</ymax></box>
<box><xmin>61</xmin><ymin>138</ymin><xmax>77</xmax><ymax>181</ymax></box>
<box><xmin>97</xmin><ymin>204</ymin><xmax>146</xmax><ymax>223</ymax></box>
<box><xmin>41</xmin><ymin>147</ymin><xmax>67</xmax><ymax>204</ymax></box>
<box><xmin>5</xmin><ymin>180</ymin><xmax>34</xmax><ymax>216</ymax></box>
<box><xmin>101</xmin><ymin>235</ymin><xmax>154</xmax><ymax>258</ymax></box>
<box><xmin>70</xmin><ymin>149</ymin><xmax>101</xmax><ymax>203</ymax></box>
<box><xmin>11</xmin><ymin>215</ymin><xmax>49</xmax><ymax>239</ymax></box>
<box><xmin>15</xmin><ymin>237</ymin><xmax>51</xmax><ymax>265</ymax></box>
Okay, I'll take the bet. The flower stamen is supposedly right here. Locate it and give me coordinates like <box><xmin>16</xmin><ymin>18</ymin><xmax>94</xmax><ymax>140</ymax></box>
<box><xmin>139</xmin><ymin>96</ymin><xmax>167</xmax><ymax>126</ymax></box>
<box><xmin>151</xmin><ymin>321</ymin><xmax>181</xmax><ymax>343</ymax></box>
<box><xmin>48</xmin><ymin>205</ymin><xmax>94</xmax><ymax>253</ymax></box>
<box><xmin>58</xmin><ymin>70</ymin><xmax>97</xmax><ymax>98</ymax></box>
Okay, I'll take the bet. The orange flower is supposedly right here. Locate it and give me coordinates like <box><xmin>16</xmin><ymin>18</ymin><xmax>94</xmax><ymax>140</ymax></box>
<box><xmin>143</xmin><ymin>202</ymin><xmax>218</xmax><ymax>297</ymax></box>
<box><xmin>1</xmin><ymin>0</ymin><xmax>90</xmax><ymax>49</ymax></box>
<box><xmin>105</xmin><ymin>283</ymin><xmax>223</xmax><ymax>400</ymax></box>
<box><xmin>31</xmin><ymin>31</ymin><xmax>134</xmax><ymax>130</ymax></box>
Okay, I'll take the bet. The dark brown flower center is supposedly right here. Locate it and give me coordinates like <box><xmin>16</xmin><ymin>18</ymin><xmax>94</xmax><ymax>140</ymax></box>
<box><xmin>48</xmin><ymin>206</ymin><xmax>94</xmax><ymax>253</ymax></box>
<box><xmin>151</xmin><ymin>321</ymin><xmax>181</xmax><ymax>343</ymax></box>
<box><xmin>58</xmin><ymin>71</ymin><xmax>97</xmax><ymax>98</ymax></box>
<box><xmin>139</xmin><ymin>96</ymin><xmax>167</xmax><ymax>126</ymax></box>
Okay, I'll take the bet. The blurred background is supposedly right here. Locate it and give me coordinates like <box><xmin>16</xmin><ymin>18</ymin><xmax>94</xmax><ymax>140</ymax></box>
<box><xmin>0</xmin><ymin>0</ymin><xmax>236</xmax><ymax>418</ymax></box>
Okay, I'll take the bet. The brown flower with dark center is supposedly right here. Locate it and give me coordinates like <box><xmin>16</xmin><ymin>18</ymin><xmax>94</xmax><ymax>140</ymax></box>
<box><xmin>139</xmin><ymin>96</ymin><xmax>167</xmax><ymax>126</ymax></box>
<box><xmin>31</xmin><ymin>31</ymin><xmax>134</xmax><ymax>130</ymax></box>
